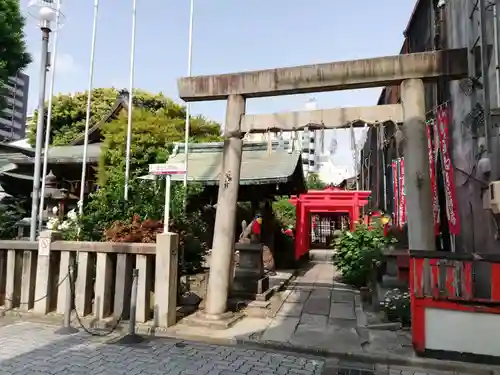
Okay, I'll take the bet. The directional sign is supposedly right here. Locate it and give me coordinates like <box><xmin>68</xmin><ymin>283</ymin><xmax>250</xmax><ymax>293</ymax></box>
<box><xmin>149</xmin><ymin>163</ymin><xmax>186</xmax><ymax>175</ymax></box>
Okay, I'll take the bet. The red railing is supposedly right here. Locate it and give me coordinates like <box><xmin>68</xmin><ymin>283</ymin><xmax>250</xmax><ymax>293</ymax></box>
<box><xmin>410</xmin><ymin>251</ymin><xmax>500</xmax><ymax>303</ymax></box>
<box><xmin>410</xmin><ymin>251</ymin><xmax>500</xmax><ymax>354</ymax></box>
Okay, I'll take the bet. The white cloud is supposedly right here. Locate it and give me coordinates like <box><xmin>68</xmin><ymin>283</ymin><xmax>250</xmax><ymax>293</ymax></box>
<box><xmin>53</xmin><ymin>53</ymin><xmax>79</xmax><ymax>75</ymax></box>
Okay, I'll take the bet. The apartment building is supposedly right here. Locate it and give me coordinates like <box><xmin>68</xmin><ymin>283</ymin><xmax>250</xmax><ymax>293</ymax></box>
<box><xmin>1</xmin><ymin>72</ymin><xmax>29</xmax><ymax>141</ymax></box>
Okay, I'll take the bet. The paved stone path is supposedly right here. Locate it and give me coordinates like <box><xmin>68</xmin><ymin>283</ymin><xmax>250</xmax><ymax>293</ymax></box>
<box><xmin>0</xmin><ymin>321</ymin><xmax>325</xmax><ymax>375</ymax></box>
<box><xmin>259</xmin><ymin>262</ymin><xmax>413</xmax><ymax>356</ymax></box>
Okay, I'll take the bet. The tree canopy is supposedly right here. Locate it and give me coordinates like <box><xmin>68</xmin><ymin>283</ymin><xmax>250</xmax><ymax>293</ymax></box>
<box><xmin>28</xmin><ymin>88</ymin><xmax>173</xmax><ymax>146</ymax></box>
<box><xmin>306</xmin><ymin>172</ymin><xmax>326</xmax><ymax>190</ymax></box>
<box><xmin>97</xmin><ymin>104</ymin><xmax>221</xmax><ymax>184</ymax></box>
<box><xmin>0</xmin><ymin>0</ymin><xmax>31</xmax><ymax>111</ymax></box>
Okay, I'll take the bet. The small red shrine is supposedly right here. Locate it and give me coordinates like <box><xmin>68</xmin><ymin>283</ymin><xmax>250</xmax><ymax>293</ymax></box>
<box><xmin>289</xmin><ymin>187</ymin><xmax>371</xmax><ymax>260</ymax></box>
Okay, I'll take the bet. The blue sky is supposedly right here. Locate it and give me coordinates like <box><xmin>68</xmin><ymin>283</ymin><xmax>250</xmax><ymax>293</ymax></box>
<box><xmin>21</xmin><ymin>0</ymin><xmax>415</xmax><ymax>170</ymax></box>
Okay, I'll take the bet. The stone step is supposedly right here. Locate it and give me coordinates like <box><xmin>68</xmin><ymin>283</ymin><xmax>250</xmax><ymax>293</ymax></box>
<box><xmin>308</xmin><ymin>249</ymin><xmax>335</xmax><ymax>262</ymax></box>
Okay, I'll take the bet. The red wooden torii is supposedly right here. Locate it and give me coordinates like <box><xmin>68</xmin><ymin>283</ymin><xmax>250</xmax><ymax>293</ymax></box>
<box><xmin>289</xmin><ymin>187</ymin><xmax>371</xmax><ymax>260</ymax></box>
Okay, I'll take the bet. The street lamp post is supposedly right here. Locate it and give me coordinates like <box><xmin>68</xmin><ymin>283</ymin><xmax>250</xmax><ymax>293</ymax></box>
<box><xmin>27</xmin><ymin>0</ymin><xmax>65</xmax><ymax>241</ymax></box>
<box><xmin>38</xmin><ymin>0</ymin><xmax>65</xmax><ymax>232</ymax></box>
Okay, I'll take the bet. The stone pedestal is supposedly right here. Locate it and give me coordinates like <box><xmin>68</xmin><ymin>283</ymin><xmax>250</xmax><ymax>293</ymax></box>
<box><xmin>34</xmin><ymin>230</ymin><xmax>61</xmax><ymax>314</ymax></box>
<box><xmin>232</xmin><ymin>243</ymin><xmax>273</xmax><ymax>301</ymax></box>
<box><xmin>155</xmin><ymin>232</ymin><xmax>178</xmax><ymax>328</ymax></box>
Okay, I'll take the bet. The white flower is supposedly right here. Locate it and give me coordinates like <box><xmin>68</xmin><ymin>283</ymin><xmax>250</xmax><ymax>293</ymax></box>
<box><xmin>59</xmin><ymin>221</ymin><xmax>70</xmax><ymax>230</ymax></box>
<box><xmin>77</xmin><ymin>200</ymin><xmax>83</xmax><ymax>209</ymax></box>
<box><xmin>52</xmin><ymin>206</ymin><xmax>59</xmax><ymax>215</ymax></box>
<box><xmin>67</xmin><ymin>209</ymin><xmax>77</xmax><ymax>221</ymax></box>
<box><xmin>46</xmin><ymin>218</ymin><xmax>59</xmax><ymax>230</ymax></box>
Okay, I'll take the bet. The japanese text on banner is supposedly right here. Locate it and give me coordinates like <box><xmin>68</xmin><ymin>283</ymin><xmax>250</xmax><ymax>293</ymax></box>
<box><xmin>437</xmin><ymin>106</ymin><xmax>460</xmax><ymax>235</ymax></box>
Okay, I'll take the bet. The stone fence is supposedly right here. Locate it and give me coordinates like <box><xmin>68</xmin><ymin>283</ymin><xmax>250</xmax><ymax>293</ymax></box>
<box><xmin>0</xmin><ymin>230</ymin><xmax>179</xmax><ymax>328</ymax></box>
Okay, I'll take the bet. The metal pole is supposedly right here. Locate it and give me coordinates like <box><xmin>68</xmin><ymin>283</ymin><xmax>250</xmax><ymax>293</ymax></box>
<box><xmin>124</xmin><ymin>0</ymin><xmax>138</xmax><ymax>201</ymax></box>
<box><xmin>39</xmin><ymin>0</ymin><xmax>62</xmax><ymax>231</ymax></box>
<box><xmin>30</xmin><ymin>26</ymin><xmax>51</xmax><ymax>241</ymax></box>
<box><xmin>128</xmin><ymin>269</ymin><xmax>138</xmax><ymax>336</ymax></box>
<box><xmin>183</xmin><ymin>0</ymin><xmax>195</xmax><ymax>190</ymax></box>
<box><xmin>164</xmin><ymin>175</ymin><xmax>171</xmax><ymax>233</ymax></box>
<box><xmin>78</xmin><ymin>0</ymin><xmax>99</xmax><ymax>217</ymax></box>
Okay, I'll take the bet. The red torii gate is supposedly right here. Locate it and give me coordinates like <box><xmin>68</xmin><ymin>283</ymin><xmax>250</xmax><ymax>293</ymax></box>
<box><xmin>289</xmin><ymin>187</ymin><xmax>371</xmax><ymax>260</ymax></box>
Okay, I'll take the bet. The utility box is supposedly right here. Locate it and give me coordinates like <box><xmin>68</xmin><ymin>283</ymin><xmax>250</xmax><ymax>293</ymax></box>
<box><xmin>486</xmin><ymin>181</ymin><xmax>500</xmax><ymax>214</ymax></box>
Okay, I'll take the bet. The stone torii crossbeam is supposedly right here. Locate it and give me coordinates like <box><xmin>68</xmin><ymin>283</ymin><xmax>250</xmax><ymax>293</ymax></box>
<box><xmin>177</xmin><ymin>48</ymin><xmax>468</xmax><ymax>327</ymax></box>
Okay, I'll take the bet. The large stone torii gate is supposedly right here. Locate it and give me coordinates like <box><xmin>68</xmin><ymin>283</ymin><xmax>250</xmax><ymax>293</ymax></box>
<box><xmin>177</xmin><ymin>48</ymin><xmax>469</xmax><ymax>325</ymax></box>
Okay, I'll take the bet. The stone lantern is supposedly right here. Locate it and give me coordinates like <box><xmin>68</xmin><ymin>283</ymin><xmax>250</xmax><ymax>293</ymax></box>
<box><xmin>41</xmin><ymin>170</ymin><xmax>78</xmax><ymax>225</ymax></box>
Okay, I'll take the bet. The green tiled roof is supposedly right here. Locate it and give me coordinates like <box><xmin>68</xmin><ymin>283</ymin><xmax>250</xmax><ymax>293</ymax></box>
<box><xmin>7</xmin><ymin>143</ymin><xmax>102</xmax><ymax>164</ymax></box>
<box><xmin>166</xmin><ymin>141</ymin><xmax>303</xmax><ymax>185</ymax></box>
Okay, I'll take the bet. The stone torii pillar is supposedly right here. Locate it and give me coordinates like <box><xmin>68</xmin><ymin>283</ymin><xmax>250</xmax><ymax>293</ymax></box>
<box><xmin>203</xmin><ymin>94</ymin><xmax>245</xmax><ymax>322</ymax></box>
<box><xmin>401</xmin><ymin>79</ymin><xmax>436</xmax><ymax>252</ymax></box>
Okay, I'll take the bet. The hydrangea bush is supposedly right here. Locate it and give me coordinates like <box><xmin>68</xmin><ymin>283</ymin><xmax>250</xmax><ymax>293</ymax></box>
<box><xmin>381</xmin><ymin>288</ymin><xmax>411</xmax><ymax>326</ymax></box>
<box><xmin>46</xmin><ymin>206</ymin><xmax>80</xmax><ymax>240</ymax></box>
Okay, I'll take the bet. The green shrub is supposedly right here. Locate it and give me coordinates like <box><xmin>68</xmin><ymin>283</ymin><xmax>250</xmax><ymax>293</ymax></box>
<box><xmin>0</xmin><ymin>196</ymin><xmax>27</xmax><ymax>239</ymax></box>
<box><xmin>332</xmin><ymin>222</ymin><xmax>394</xmax><ymax>288</ymax></box>
<box><xmin>71</xmin><ymin>174</ymin><xmax>209</xmax><ymax>274</ymax></box>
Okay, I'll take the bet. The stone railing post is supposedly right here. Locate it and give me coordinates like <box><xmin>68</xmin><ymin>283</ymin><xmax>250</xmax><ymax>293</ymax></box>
<box><xmin>34</xmin><ymin>230</ymin><xmax>61</xmax><ymax>314</ymax></box>
<box><xmin>155</xmin><ymin>232</ymin><xmax>178</xmax><ymax>327</ymax></box>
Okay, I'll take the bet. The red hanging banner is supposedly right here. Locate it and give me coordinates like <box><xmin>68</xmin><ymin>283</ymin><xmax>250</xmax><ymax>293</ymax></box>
<box><xmin>392</xmin><ymin>160</ymin><xmax>399</xmax><ymax>228</ymax></box>
<box><xmin>426</xmin><ymin>121</ymin><xmax>440</xmax><ymax>234</ymax></box>
<box><xmin>437</xmin><ymin>106</ymin><xmax>460</xmax><ymax>235</ymax></box>
<box><xmin>399</xmin><ymin>158</ymin><xmax>406</xmax><ymax>229</ymax></box>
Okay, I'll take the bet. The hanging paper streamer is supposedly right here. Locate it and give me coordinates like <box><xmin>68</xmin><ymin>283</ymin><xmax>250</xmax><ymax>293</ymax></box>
<box><xmin>437</xmin><ymin>106</ymin><xmax>460</xmax><ymax>235</ymax></box>
<box><xmin>426</xmin><ymin>120</ymin><xmax>440</xmax><ymax>235</ymax></box>
<box><xmin>398</xmin><ymin>158</ymin><xmax>406</xmax><ymax>229</ymax></box>
<box><xmin>392</xmin><ymin>160</ymin><xmax>399</xmax><ymax>227</ymax></box>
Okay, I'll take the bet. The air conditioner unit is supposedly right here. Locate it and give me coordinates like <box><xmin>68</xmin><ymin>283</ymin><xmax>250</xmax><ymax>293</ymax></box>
<box><xmin>487</xmin><ymin>181</ymin><xmax>500</xmax><ymax>214</ymax></box>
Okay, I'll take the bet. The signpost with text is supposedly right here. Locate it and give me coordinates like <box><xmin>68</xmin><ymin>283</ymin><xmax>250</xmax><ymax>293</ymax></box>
<box><xmin>149</xmin><ymin>163</ymin><xmax>186</xmax><ymax>233</ymax></box>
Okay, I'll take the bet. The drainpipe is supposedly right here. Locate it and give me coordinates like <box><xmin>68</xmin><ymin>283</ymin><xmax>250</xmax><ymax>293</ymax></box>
<box><xmin>494</xmin><ymin>1</ymin><xmax>500</xmax><ymax>108</ymax></box>
<box><xmin>479</xmin><ymin>0</ymin><xmax>492</xmax><ymax>157</ymax></box>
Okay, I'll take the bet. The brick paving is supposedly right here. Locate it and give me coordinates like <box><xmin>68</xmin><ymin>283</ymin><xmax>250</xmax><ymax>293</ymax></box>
<box><xmin>0</xmin><ymin>321</ymin><xmax>324</xmax><ymax>375</ymax></box>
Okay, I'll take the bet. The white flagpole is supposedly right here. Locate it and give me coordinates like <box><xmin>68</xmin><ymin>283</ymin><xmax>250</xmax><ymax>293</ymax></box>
<box><xmin>38</xmin><ymin>0</ymin><xmax>62</xmax><ymax>231</ymax></box>
<box><xmin>78</xmin><ymin>0</ymin><xmax>99</xmax><ymax>216</ymax></box>
<box><xmin>124</xmin><ymin>0</ymin><xmax>137</xmax><ymax>201</ymax></box>
<box><xmin>182</xmin><ymin>0</ymin><xmax>195</xmax><ymax>189</ymax></box>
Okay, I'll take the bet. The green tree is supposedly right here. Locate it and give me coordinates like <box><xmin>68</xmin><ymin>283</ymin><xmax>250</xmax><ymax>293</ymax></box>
<box><xmin>97</xmin><ymin>102</ymin><xmax>221</xmax><ymax>184</ymax></box>
<box><xmin>28</xmin><ymin>88</ymin><xmax>175</xmax><ymax>146</ymax></box>
<box><xmin>0</xmin><ymin>0</ymin><xmax>31</xmax><ymax>111</ymax></box>
<box><xmin>272</xmin><ymin>198</ymin><xmax>296</xmax><ymax>228</ymax></box>
<box><xmin>306</xmin><ymin>172</ymin><xmax>326</xmax><ymax>190</ymax></box>
<box><xmin>63</xmin><ymin>89</ymin><xmax>222</xmax><ymax>272</ymax></box>
<box><xmin>0</xmin><ymin>196</ymin><xmax>26</xmax><ymax>239</ymax></box>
